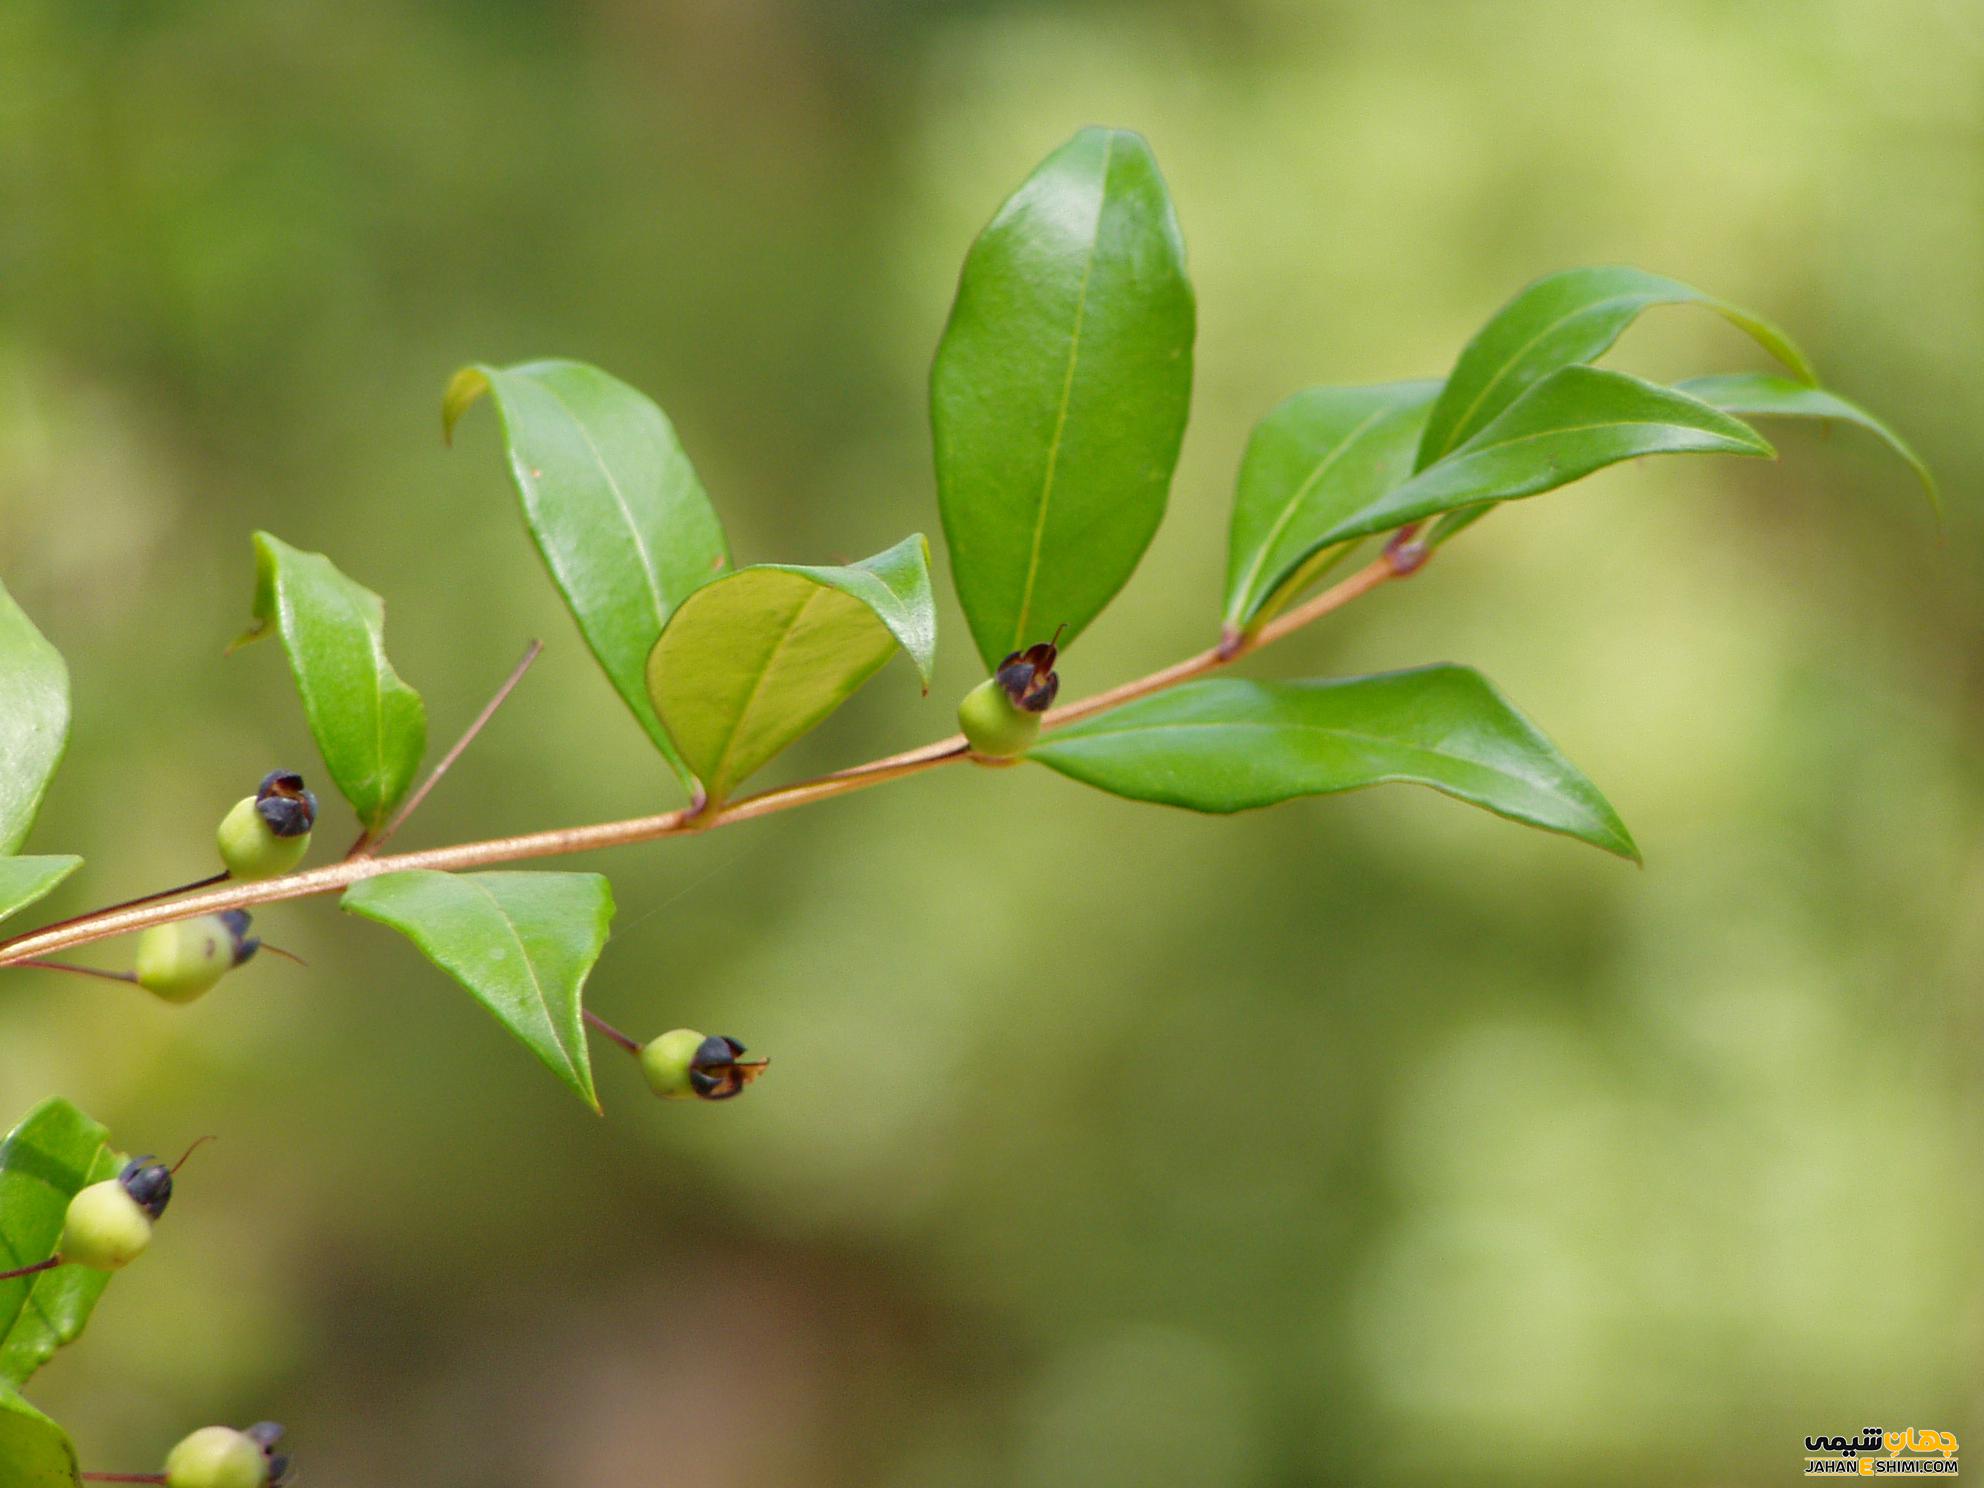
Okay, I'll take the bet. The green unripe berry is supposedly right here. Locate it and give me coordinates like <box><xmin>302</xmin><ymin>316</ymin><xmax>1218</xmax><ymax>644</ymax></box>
<box><xmin>217</xmin><ymin>799</ymin><xmax>306</xmax><ymax>880</ymax></box>
<box><xmin>641</xmin><ymin>1028</ymin><xmax>767</xmax><ymax>1101</ymax></box>
<box><xmin>958</xmin><ymin>634</ymin><xmax>1062</xmax><ymax>758</ymax></box>
<box><xmin>165</xmin><ymin>1426</ymin><xmax>271</xmax><ymax>1488</ymax></box>
<box><xmin>958</xmin><ymin>677</ymin><xmax>1041</xmax><ymax>757</ymax></box>
<box><xmin>59</xmin><ymin>1180</ymin><xmax>154</xmax><ymax>1270</ymax></box>
<box><xmin>135</xmin><ymin>911</ymin><xmax>259</xmax><ymax>1004</ymax></box>
<box><xmin>216</xmin><ymin>772</ymin><xmax>317</xmax><ymax>880</ymax></box>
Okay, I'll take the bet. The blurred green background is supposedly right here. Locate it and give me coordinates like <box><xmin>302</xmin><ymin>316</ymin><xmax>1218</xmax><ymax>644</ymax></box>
<box><xmin>1</xmin><ymin>1</ymin><xmax>1977</xmax><ymax>1483</ymax></box>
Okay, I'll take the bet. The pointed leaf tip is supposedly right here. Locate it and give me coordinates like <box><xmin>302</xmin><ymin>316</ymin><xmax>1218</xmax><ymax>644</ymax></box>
<box><xmin>933</xmin><ymin>126</ymin><xmax>1195</xmax><ymax>669</ymax></box>
<box><xmin>455</xmin><ymin>360</ymin><xmax>730</xmax><ymax>791</ymax></box>
<box><xmin>646</xmin><ymin>533</ymin><xmax>939</xmax><ymax>803</ymax></box>
<box><xmin>343</xmin><ymin>870</ymin><xmax>612</xmax><ymax>1111</ymax></box>
<box><xmin>1029</xmin><ymin>668</ymin><xmax>1639</xmax><ymax>861</ymax></box>
<box><xmin>442</xmin><ymin>366</ymin><xmax>491</xmax><ymax>446</ymax></box>
<box><xmin>238</xmin><ymin>532</ymin><xmax>427</xmax><ymax>832</ymax></box>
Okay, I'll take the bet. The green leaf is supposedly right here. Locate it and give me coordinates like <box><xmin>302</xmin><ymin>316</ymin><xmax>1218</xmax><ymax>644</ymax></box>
<box><xmin>1303</xmin><ymin>367</ymin><xmax>1773</xmax><ymax>552</ymax></box>
<box><xmin>0</xmin><ymin>581</ymin><xmax>69</xmax><ymax>857</ymax></box>
<box><xmin>446</xmin><ymin>360</ymin><xmax>730</xmax><ymax>790</ymax></box>
<box><xmin>1224</xmin><ymin>381</ymin><xmax>1439</xmax><ymax>629</ymax></box>
<box><xmin>0</xmin><ymin>1385</ymin><xmax>79</xmax><ymax>1488</ymax></box>
<box><xmin>646</xmin><ymin>534</ymin><xmax>936</xmax><ymax>804</ymax></box>
<box><xmin>1029</xmin><ymin>669</ymin><xmax>1638</xmax><ymax>860</ymax></box>
<box><xmin>0</xmin><ymin>859</ymin><xmax>79</xmax><ymax>929</ymax></box>
<box><xmin>343</xmin><ymin>870</ymin><xmax>612</xmax><ymax>1111</ymax></box>
<box><xmin>235</xmin><ymin>533</ymin><xmax>427</xmax><ymax>833</ymax></box>
<box><xmin>1417</xmin><ymin>265</ymin><xmax>1814</xmax><ymax>470</ymax></box>
<box><xmin>1678</xmin><ymin>372</ymin><xmax>1938</xmax><ymax>512</ymax></box>
<box><xmin>0</xmin><ymin>1099</ymin><xmax>122</xmax><ymax>1389</ymax></box>
<box><xmin>932</xmin><ymin>126</ymin><xmax>1196</xmax><ymax>670</ymax></box>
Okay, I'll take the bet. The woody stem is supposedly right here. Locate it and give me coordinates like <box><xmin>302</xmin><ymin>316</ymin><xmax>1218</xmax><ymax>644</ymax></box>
<box><xmin>0</xmin><ymin>546</ymin><xmax>1423</xmax><ymax>970</ymax></box>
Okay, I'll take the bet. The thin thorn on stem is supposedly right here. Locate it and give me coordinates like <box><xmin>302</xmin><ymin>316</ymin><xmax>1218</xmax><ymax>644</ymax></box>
<box><xmin>16</xmin><ymin>959</ymin><xmax>137</xmax><ymax>984</ymax></box>
<box><xmin>0</xmin><ymin>1256</ymin><xmax>61</xmax><ymax>1283</ymax></box>
<box><xmin>583</xmin><ymin>1008</ymin><xmax>644</xmax><ymax>1055</ymax></box>
<box><xmin>258</xmin><ymin>943</ymin><xmax>309</xmax><ymax>967</ymax></box>
<box><xmin>366</xmin><ymin>639</ymin><xmax>545</xmax><ymax>856</ymax></box>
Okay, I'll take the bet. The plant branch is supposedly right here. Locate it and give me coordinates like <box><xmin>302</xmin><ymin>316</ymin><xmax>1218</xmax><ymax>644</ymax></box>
<box><xmin>21</xmin><ymin>871</ymin><xmax>230</xmax><ymax>945</ymax></box>
<box><xmin>583</xmin><ymin>1008</ymin><xmax>643</xmax><ymax>1054</ymax></box>
<box><xmin>0</xmin><ymin>549</ymin><xmax>1417</xmax><ymax>971</ymax></box>
<box><xmin>13</xmin><ymin>960</ymin><xmax>138</xmax><ymax>984</ymax></box>
<box><xmin>363</xmin><ymin>639</ymin><xmax>543</xmax><ymax>856</ymax></box>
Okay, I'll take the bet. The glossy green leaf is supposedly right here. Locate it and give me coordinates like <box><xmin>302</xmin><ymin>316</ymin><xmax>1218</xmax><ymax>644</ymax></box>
<box><xmin>1299</xmin><ymin>367</ymin><xmax>1772</xmax><ymax>552</ymax></box>
<box><xmin>343</xmin><ymin>870</ymin><xmax>611</xmax><ymax>1110</ymax></box>
<box><xmin>1678</xmin><ymin>372</ymin><xmax>1938</xmax><ymax>512</ymax></box>
<box><xmin>1224</xmin><ymin>381</ymin><xmax>1439</xmax><ymax>629</ymax></box>
<box><xmin>1029</xmin><ymin>669</ymin><xmax>1637</xmax><ymax>860</ymax></box>
<box><xmin>932</xmin><ymin>126</ymin><xmax>1195</xmax><ymax>669</ymax></box>
<box><xmin>0</xmin><ymin>1385</ymin><xmax>78</xmax><ymax>1488</ymax></box>
<box><xmin>0</xmin><ymin>859</ymin><xmax>80</xmax><ymax>928</ymax></box>
<box><xmin>235</xmin><ymin>533</ymin><xmax>427</xmax><ymax>833</ymax></box>
<box><xmin>0</xmin><ymin>1099</ymin><xmax>121</xmax><ymax>1389</ymax></box>
<box><xmin>646</xmin><ymin>534</ymin><xmax>936</xmax><ymax>804</ymax></box>
<box><xmin>0</xmin><ymin>581</ymin><xmax>69</xmax><ymax>857</ymax></box>
<box><xmin>446</xmin><ymin>360</ymin><xmax>730</xmax><ymax>790</ymax></box>
<box><xmin>1417</xmin><ymin>265</ymin><xmax>1814</xmax><ymax>470</ymax></box>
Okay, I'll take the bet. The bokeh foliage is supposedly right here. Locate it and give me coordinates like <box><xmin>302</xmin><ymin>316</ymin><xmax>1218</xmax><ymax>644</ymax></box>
<box><xmin>0</xmin><ymin>1</ymin><xmax>1976</xmax><ymax>1485</ymax></box>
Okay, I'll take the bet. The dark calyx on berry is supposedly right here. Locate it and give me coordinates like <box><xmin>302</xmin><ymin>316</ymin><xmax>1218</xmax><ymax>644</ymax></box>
<box><xmin>253</xmin><ymin>771</ymin><xmax>318</xmax><ymax>839</ymax></box>
<box><xmin>247</xmin><ymin>1421</ymin><xmax>292</xmax><ymax>1485</ymax></box>
<box><xmin>219</xmin><ymin>909</ymin><xmax>261</xmax><ymax>966</ymax></box>
<box><xmin>691</xmin><ymin>1035</ymin><xmax>765</xmax><ymax>1100</ymax></box>
<box><xmin>995</xmin><ymin>630</ymin><xmax>1063</xmax><ymax>714</ymax></box>
<box><xmin>117</xmin><ymin>1155</ymin><xmax>174</xmax><ymax>1221</ymax></box>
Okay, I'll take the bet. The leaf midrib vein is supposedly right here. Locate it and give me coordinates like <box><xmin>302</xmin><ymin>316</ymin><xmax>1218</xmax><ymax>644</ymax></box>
<box><xmin>1011</xmin><ymin>131</ymin><xmax>1114</xmax><ymax>650</ymax></box>
<box><xmin>1231</xmin><ymin>402</ymin><xmax>1396</xmax><ymax>614</ymax></box>
<box><xmin>1432</xmin><ymin>289</ymin><xmax>1655</xmax><ymax>461</ymax></box>
<box><xmin>535</xmin><ymin>377</ymin><xmax>670</xmax><ymax>628</ymax></box>
<box><xmin>456</xmin><ymin>877</ymin><xmax>570</xmax><ymax>1063</ymax></box>
<box><xmin>1047</xmin><ymin>717</ymin><xmax>1570</xmax><ymax>797</ymax></box>
<box><xmin>705</xmin><ymin>584</ymin><xmax>831</xmax><ymax>794</ymax></box>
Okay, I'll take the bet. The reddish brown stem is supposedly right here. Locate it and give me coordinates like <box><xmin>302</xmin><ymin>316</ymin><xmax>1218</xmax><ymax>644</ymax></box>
<box><xmin>0</xmin><ymin>547</ymin><xmax>1421</xmax><ymax>971</ymax></box>
<box><xmin>583</xmin><ymin>1008</ymin><xmax>644</xmax><ymax>1055</ymax></box>
<box><xmin>24</xmin><ymin>871</ymin><xmax>229</xmax><ymax>943</ymax></box>
<box><xmin>0</xmin><ymin>1256</ymin><xmax>62</xmax><ymax>1283</ymax></box>
<box><xmin>81</xmin><ymin>1475</ymin><xmax>168</xmax><ymax>1484</ymax></box>
<box><xmin>362</xmin><ymin>639</ymin><xmax>545</xmax><ymax>857</ymax></box>
<box><xmin>15</xmin><ymin>960</ymin><xmax>137</xmax><ymax>984</ymax></box>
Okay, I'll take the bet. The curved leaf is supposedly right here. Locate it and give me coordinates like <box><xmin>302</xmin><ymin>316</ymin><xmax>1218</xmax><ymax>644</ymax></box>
<box><xmin>235</xmin><ymin>533</ymin><xmax>427</xmax><ymax>833</ymax></box>
<box><xmin>646</xmin><ymin>534</ymin><xmax>936</xmax><ymax>804</ymax></box>
<box><xmin>932</xmin><ymin>126</ymin><xmax>1195</xmax><ymax>669</ymax></box>
<box><xmin>1224</xmin><ymin>380</ymin><xmax>1439</xmax><ymax>629</ymax></box>
<box><xmin>0</xmin><ymin>1099</ymin><xmax>121</xmax><ymax>1389</ymax></box>
<box><xmin>1678</xmin><ymin>372</ymin><xmax>1937</xmax><ymax>512</ymax></box>
<box><xmin>446</xmin><ymin>360</ymin><xmax>730</xmax><ymax>790</ymax></box>
<box><xmin>1302</xmin><ymin>367</ymin><xmax>1771</xmax><ymax>552</ymax></box>
<box><xmin>1029</xmin><ymin>669</ymin><xmax>1637</xmax><ymax>860</ymax></box>
<box><xmin>1417</xmin><ymin>265</ymin><xmax>1814</xmax><ymax>469</ymax></box>
<box><xmin>343</xmin><ymin>870</ymin><xmax>613</xmax><ymax>1111</ymax></box>
<box><xmin>0</xmin><ymin>581</ymin><xmax>69</xmax><ymax>856</ymax></box>
<box><xmin>0</xmin><ymin>859</ymin><xmax>80</xmax><ymax>929</ymax></box>
<box><xmin>0</xmin><ymin>1386</ymin><xmax>78</xmax><ymax>1488</ymax></box>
